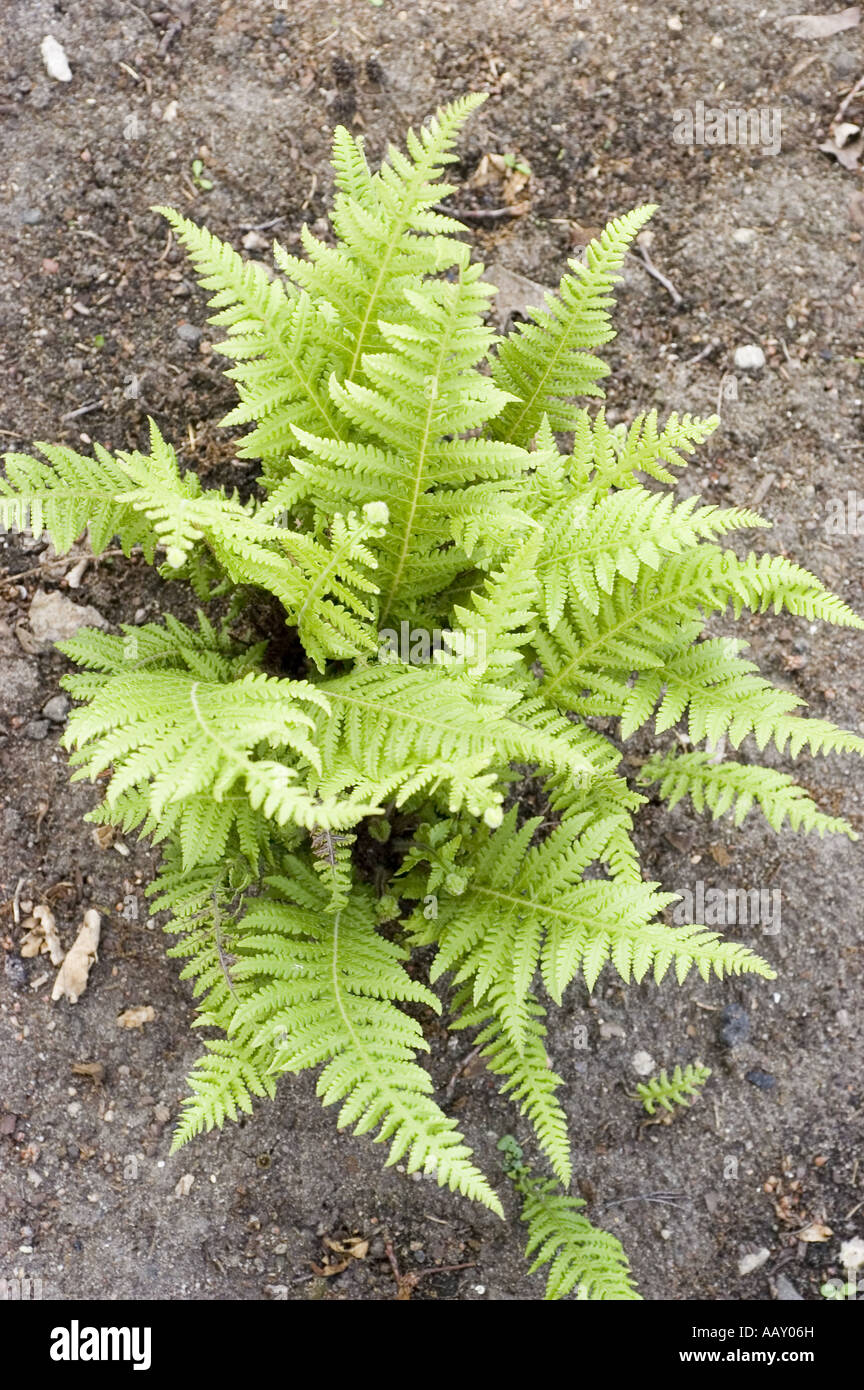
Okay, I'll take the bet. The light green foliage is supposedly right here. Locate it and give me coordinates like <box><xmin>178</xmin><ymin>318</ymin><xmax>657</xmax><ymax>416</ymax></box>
<box><xmin>521</xmin><ymin>1179</ymin><xmax>640</xmax><ymax>1300</ymax></box>
<box><xmin>5</xmin><ymin>96</ymin><xmax>862</xmax><ymax>1297</ymax></box>
<box><xmin>498</xmin><ymin>1139</ymin><xmax>639</xmax><ymax>1301</ymax></box>
<box><xmin>635</xmin><ymin>1063</ymin><xmax>712</xmax><ymax>1116</ymax></box>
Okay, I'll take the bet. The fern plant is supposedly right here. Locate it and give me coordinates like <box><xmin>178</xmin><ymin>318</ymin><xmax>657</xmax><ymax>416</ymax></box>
<box><xmin>635</xmin><ymin>1063</ymin><xmax>712</xmax><ymax>1116</ymax></box>
<box><xmin>4</xmin><ymin>93</ymin><xmax>862</xmax><ymax>1299</ymax></box>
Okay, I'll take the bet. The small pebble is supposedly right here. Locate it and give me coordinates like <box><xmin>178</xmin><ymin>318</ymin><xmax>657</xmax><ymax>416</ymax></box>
<box><xmin>20</xmin><ymin>208</ymin><xmax>43</xmax><ymax>225</ymax></box>
<box><xmin>732</xmin><ymin>227</ymin><xmax>757</xmax><ymax>245</ymax></box>
<box><xmin>746</xmin><ymin>1068</ymin><xmax>776</xmax><ymax>1091</ymax></box>
<box><xmin>23</xmin><ymin>719</ymin><xmax>50</xmax><ymax>740</ymax></box>
<box><xmin>4</xmin><ymin>955</ymin><xmax>28</xmax><ymax>990</ymax></box>
<box><xmin>631</xmin><ymin>1049</ymin><xmax>656</xmax><ymax>1076</ymax></box>
<box><xmin>42</xmin><ymin>694</ymin><xmax>70</xmax><ymax>722</ymax></box>
<box><xmin>734</xmin><ymin>344</ymin><xmax>766</xmax><ymax>371</ymax></box>
<box><xmin>41</xmin><ymin>35</ymin><xmax>73</xmax><ymax>83</ymax></box>
<box><xmin>719</xmin><ymin>1002</ymin><xmax>750</xmax><ymax>1047</ymax></box>
<box><xmin>738</xmin><ymin>1248</ymin><xmax>770</xmax><ymax>1276</ymax></box>
<box><xmin>774</xmin><ymin>1274</ymin><xmax>803</xmax><ymax>1301</ymax></box>
<box><xmin>176</xmin><ymin>323</ymin><xmax>202</xmax><ymax>345</ymax></box>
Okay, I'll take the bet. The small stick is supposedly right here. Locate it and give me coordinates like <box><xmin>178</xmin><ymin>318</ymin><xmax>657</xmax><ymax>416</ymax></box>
<box><xmin>630</xmin><ymin>246</ymin><xmax>683</xmax><ymax>306</ymax></box>
<box><xmin>835</xmin><ymin>73</ymin><xmax>864</xmax><ymax>124</ymax></box>
<box><xmin>685</xmin><ymin>340</ymin><xmax>718</xmax><ymax>366</ymax></box>
<box><xmin>444</xmin><ymin>1044</ymin><xmax>483</xmax><ymax>1102</ymax></box>
<box><xmin>61</xmin><ymin>400</ymin><xmax>104</xmax><ymax>422</ymax></box>
<box><xmin>432</xmin><ymin>202</ymin><xmax>521</xmax><ymax>222</ymax></box>
<box><xmin>158</xmin><ymin>21</ymin><xmax>183</xmax><ymax>58</ymax></box>
<box><xmin>237</xmin><ymin>216</ymin><xmax>285</xmax><ymax>232</ymax></box>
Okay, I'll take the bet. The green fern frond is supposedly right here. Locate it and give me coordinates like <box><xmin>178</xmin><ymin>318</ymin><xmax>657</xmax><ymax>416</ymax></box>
<box><xmin>639</xmin><ymin>749</ymin><xmax>858</xmax><ymax>838</ymax></box>
<box><xmin>17</xmin><ymin>95</ymin><xmax>864</xmax><ymax>1287</ymax></box>
<box><xmin>155</xmin><ymin>206</ymin><xmax>343</xmax><ymax>461</ymax></box>
<box><xmin>534</xmin><ymin>484</ymin><xmax>767</xmax><ymax>628</ymax></box>
<box><xmin>61</xmin><ymin>666</ymin><xmax>374</xmax><ymax>866</ymax></box>
<box><xmin>453</xmin><ymin>987</ymin><xmax>571</xmax><ymax>1185</ymax></box>
<box><xmin>311</xmin><ymin>661</ymin><xmax>598</xmax><ymax>826</ymax></box>
<box><xmin>227</xmin><ymin>860</ymin><xmax>503</xmax><ymax>1214</ymax></box>
<box><xmin>621</xmin><ymin>637</ymin><xmax>864</xmax><ymax>756</ymax></box>
<box><xmin>409</xmin><ymin>807</ymin><xmax>773</xmax><ymax>1042</ymax></box>
<box><xmin>519</xmin><ymin>1176</ymin><xmax>640</xmax><ymax>1300</ymax></box>
<box><xmin>0</xmin><ymin>439</ymin><xmax>165</xmax><ymax>560</ymax></box>
<box><xmin>635</xmin><ymin>1062</ymin><xmax>711</xmax><ymax>1116</ymax></box>
<box><xmin>490</xmin><ymin>205</ymin><xmax>656</xmax><ymax>445</ymax></box>
<box><xmin>569</xmin><ymin>407</ymin><xmax>719</xmax><ymax>492</ymax></box>
<box><xmin>172</xmin><ymin>1037</ymin><xmax>278</xmax><ymax>1149</ymax></box>
<box><xmin>276</xmin><ymin>93</ymin><xmax>487</xmax><ymax>383</ymax></box>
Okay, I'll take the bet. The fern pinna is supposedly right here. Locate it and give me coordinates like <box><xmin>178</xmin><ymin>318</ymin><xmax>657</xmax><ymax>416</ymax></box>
<box><xmin>3</xmin><ymin>94</ymin><xmax>862</xmax><ymax>1300</ymax></box>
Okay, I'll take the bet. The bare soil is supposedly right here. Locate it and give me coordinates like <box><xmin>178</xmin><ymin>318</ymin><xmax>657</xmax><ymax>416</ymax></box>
<box><xmin>1</xmin><ymin>0</ymin><xmax>863</xmax><ymax>1301</ymax></box>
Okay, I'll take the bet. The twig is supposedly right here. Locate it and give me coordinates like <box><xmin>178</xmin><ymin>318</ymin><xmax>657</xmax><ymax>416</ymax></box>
<box><xmin>685</xmin><ymin>340</ymin><xmax>718</xmax><ymax>366</ymax></box>
<box><xmin>60</xmin><ymin>399</ymin><xmax>104</xmax><ymax>422</ymax></box>
<box><xmin>750</xmin><ymin>471</ymin><xmax>776</xmax><ymax>509</ymax></box>
<box><xmin>836</xmin><ymin>73</ymin><xmax>864</xmax><ymax>125</ymax></box>
<box><xmin>120</xmin><ymin>0</ymin><xmax>157</xmax><ymax>26</ymax></box>
<box><xmin>158</xmin><ymin>21</ymin><xmax>183</xmax><ymax>58</ymax></box>
<box><xmin>383</xmin><ymin>1240</ymin><xmax>476</xmax><ymax>1300</ymax></box>
<box><xmin>237</xmin><ymin>216</ymin><xmax>285</xmax><ymax>232</ymax></box>
<box><xmin>432</xmin><ymin>202</ymin><xmax>522</xmax><ymax>222</ymax></box>
<box><xmin>12</xmin><ymin>877</ymin><xmax>27</xmax><ymax>926</ymax></box>
<box><xmin>0</xmin><ymin>546</ymin><xmax>137</xmax><ymax>583</ymax></box>
<box><xmin>602</xmin><ymin>1190</ymin><xmax>688</xmax><ymax>1210</ymax></box>
<box><xmin>630</xmin><ymin>247</ymin><xmax>683</xmax><ymax>307</ymax></box>
<box><xmin>630</xmin><ymin>246</ymin><xmax>683</xmax><ymax>306</ymax></box>
<box><xmin>444</xmin><ymin>1044</ymin><xmax>483</xmax><ymax>1102</ymax></box>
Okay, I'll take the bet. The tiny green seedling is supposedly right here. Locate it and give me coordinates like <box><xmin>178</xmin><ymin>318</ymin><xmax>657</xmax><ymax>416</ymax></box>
<box><xmin>190</xmin><ymin>157</ymin><xmax>213</xmax><ymax>191</ymax></box>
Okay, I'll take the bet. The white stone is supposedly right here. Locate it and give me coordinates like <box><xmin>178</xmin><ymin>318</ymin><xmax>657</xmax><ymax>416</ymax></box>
<box><xmin>41</xmin><ymin>35</ymin><xmax>72</xmax><ymax>83</ymax></box>
<box><xmin>840</xmin><ymin>1237</ymin><xmax>864</xmax><ymax>1271</ymax></box>
<box><xmin>734</xmin><ymin>344</ymin><xmax>766</xmax><ymax>371</ymax></box>
<box><xmin>28</xmin><ymin>590</ymin><xmax>107</xmax><ymax>649</ymax></box>
<box><xmin>631</xmin><ymin>1049</ymin><xmax>656</xmax><ymax>1076</ymax></box>
<box><xmin>738</xmin><ymin>1248</ymin><xmax>771</xmax><ymax>1276</ymax></box>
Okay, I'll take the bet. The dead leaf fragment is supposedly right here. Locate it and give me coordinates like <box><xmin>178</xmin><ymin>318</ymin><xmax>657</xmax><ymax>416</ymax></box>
<box><xmin>174</xmin><ymin>1173</ymin><xmax>195</xmax><ymax>1197</ymax></box>
<box><xmin>311</xmin><ymin>1257</ymin><xmax>350</xmax><ymax>1277</ymax></box>
<box><xmin>324</xmin><ymin>1236</ymin><xmax>370</xmax><ymax>1260</ymax></box>
<box><xmin>51</xmin><ymin>909</ymin><xmax>101</xmax><ymax>1003</ymax></box>
<box><xmin>116</xmin><ymin>1004</ymin><xmax>155</xmax><ymax>1029</ymax></box>
<box><xmin>71</xmin><ymin>1060</ymin><xmax>105</xmax><ymax>1084</ymax></box>
<box><xmin>820</xmin><ymin>130</ymin><xmax>863</xmax><ymax>168</ymax></box>
<box><xmin>778</xmin><ymin>7</ymin><xmax>860</xmax><ymax>38</ymax></box>
<box><xmin>20</xmin><ymin>904</ymin><xmax>65</xmax><ymax>965</ymax></box>
<box><xmin>797</xmin><ymin>1220</ymin><xmax>833</xmax><ymax>1242</ymax></box>
<box><xmin>469</xmin><ymin>151</ymin><xmax>531</xmax><ymax>203</ymax></box>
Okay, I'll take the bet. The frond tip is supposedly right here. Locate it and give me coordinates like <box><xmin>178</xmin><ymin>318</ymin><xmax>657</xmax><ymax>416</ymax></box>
<box><xmin>519</xmin><ymin>1176</ymin><xmax>640</xmax><ymax>1300</ymax></box>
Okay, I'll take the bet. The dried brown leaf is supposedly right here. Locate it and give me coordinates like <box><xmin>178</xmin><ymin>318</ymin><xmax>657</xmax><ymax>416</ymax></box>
<box><xmin>51</xmin><ymin>909</ymin><xmax>101</xmax><ymax>1003</ymax></box>
<box><xmin>116</xmin><ymin>1004</ymin><xmax>156</xmax><ymax>1029</ymax></box>
<box><xmin>778</xmin><ymin>7</ymin><xmax>860</xmax><ymax>38</ymax></box>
